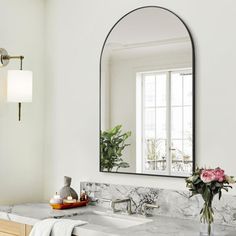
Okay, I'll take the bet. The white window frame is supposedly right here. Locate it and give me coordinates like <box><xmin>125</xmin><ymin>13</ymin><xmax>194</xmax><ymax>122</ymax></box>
<box><xmin>136</xmin><ymin>68</ymin><xmax>193</xmax><ymax>176</ymax></box>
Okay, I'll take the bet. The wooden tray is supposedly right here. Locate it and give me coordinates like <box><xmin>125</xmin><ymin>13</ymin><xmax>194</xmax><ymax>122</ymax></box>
<box><xmin>50</xmin><ymin>200</ymin><xmax>88</xmax><ymax>210</ymax></box>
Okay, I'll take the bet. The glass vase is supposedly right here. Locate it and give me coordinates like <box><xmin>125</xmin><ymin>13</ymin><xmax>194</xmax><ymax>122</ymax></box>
<box><xmin>200</xmin><ymin>222</ymin><xmax>214</xmax><ymax>236</ymax></box>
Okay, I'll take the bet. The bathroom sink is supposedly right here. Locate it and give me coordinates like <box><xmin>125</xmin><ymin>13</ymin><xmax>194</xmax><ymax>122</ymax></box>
<box><xmin>69</xmin><ymin>210</ymin><xmax>152</xmax><ymax>230</ymax></box>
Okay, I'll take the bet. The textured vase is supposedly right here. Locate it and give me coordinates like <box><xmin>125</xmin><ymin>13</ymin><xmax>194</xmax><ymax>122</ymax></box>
<box><xmin>59</xmin><ymin>176</ymin><xmax>78</xmax><ymax>200</ymax></box>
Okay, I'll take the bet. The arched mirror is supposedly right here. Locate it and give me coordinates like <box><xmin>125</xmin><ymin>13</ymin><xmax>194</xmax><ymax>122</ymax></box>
<box><xmin>100</xmin><ymin>6</ymin><xmax>195</xmax><ymax>177</ymax></box>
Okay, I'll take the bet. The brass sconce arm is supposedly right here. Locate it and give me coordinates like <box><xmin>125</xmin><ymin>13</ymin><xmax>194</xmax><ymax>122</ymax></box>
<box><xmin>0</xmin><ymin>48</ymin><xmax>24</xmax><ymax>68</ymax></box>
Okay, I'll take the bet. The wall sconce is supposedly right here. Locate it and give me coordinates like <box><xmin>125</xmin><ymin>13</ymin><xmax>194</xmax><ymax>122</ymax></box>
<box><xmin>0</xmin><ymin>48</ymin><xmax>33</xmax><ymax>121</ymax></box>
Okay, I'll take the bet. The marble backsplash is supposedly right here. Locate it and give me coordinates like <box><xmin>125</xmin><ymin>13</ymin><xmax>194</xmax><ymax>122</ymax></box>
<box><xmin>81</xmin><ymin>182</ymin><xmax>236</xmax><ymax>226</ymax></box>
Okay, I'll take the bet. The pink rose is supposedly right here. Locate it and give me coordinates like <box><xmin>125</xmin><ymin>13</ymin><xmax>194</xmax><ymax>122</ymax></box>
<box><xmin>200</xmin><ymin>169</ymin><xmax>215</xmax><ymax>183</ymax></box>
<box><xmin>213</xmin><ymin>168</ymin><xmax>225</xmax><ymax>182</ymax></box>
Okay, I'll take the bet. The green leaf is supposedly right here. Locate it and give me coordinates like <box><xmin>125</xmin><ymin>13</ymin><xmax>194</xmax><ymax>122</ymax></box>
<box><xmin>202</xmin><ymin>186</ymin><xmax>212</xmax><ymax>202</ymax></box>
<box><xmin>215</xmin><ymin>182</ymin><xmax>222</xmax><ymax>188</ymax></box>
<box><xmin>100</xmin><ymin>125</ymin><xmax>131</xmax><ymax>171</ymax></box>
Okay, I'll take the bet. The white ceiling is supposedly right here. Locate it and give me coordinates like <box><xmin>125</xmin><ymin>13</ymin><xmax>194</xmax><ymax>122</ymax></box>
<box><xmin>106</xmin><ymin>7</ymin><xmax>190</xmax><ymax>47</ymax></box>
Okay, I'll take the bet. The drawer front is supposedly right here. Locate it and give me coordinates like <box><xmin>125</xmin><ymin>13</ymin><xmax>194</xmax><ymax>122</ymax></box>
<box><xmin>0</xmin><ymin>219</ymin><xmax>30</xmax><ymax>236</ymax></box>
<box><xmin>25</xmin><ymin>225</ymin><xmax>32</xmax><ymax>236</ymax></box>
<box><xmin>0</xmin><ymin>232</ymin><xmax>17</xmax><ymax>236</ymax></box>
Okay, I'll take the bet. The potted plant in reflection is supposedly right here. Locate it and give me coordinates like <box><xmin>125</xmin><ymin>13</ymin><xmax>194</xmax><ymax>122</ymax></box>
<box><xmin>186</xmin><ymin>167</ymin><xmax>235</xmax><ymax>235</ymax></box>
<box><xmin>100</xmin><ymin>125</ymin><xmax>131</xmax><ymax>172</ymax></box>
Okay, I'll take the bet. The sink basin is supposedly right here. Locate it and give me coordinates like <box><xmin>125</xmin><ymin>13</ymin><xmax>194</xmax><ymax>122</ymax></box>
<box><xmin>69</xmin><ymin>210</ymin><xmax>152</xmax><ymax>230</ymax></box>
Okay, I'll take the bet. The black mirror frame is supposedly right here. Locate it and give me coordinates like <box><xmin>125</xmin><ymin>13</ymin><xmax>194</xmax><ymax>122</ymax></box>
<box><xmin>99</xmin><ymin>6</ymin><xmax>196</xmax><ymax>178</ymax></box>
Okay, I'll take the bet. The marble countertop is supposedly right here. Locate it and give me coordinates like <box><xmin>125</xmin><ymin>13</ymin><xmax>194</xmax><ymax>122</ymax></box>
<box><xmin>0</xmin><ymin>203</ymin><xmax>235</xmax><ymax>236</ymax></box>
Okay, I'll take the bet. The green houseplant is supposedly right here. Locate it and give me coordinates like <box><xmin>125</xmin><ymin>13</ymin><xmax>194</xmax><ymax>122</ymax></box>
<box><xmin>100</xmin><ymin>125</ymin><xmax>131</xmax><ymax>172</ymax></box>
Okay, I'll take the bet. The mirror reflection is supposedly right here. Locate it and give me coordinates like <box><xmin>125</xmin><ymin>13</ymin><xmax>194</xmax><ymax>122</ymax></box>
<box><xmin>100</xmin><ymin>7</ymin><xmax>194</xmax><ymax>177</ymax></box>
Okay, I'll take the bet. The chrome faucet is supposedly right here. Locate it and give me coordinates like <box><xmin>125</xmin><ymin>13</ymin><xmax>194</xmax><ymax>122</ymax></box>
<box><xmin>142</xmin><ymin>202</ymin><xmax>159</xmax><ymax>216</ymax></box>
<box><xmin>99</xmin><ymin>197</ymin><xmax>132</xmax><ymax>214</ymax></box>
<box><xmin>111</xmin><ymin>198</ymin><xmax>132</xmax><ymax>214</ymax></box>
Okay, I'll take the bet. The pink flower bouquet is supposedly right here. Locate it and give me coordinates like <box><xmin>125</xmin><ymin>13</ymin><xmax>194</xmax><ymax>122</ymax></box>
<box><xmin>186</xmin><ymin>167</ymin><xmax>235</xmax><ymax>235</ymax></box>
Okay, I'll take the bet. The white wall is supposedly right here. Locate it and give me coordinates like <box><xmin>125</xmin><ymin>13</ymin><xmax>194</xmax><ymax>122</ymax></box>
<box><xmin>0</xmin><ymin>0</ymin><xmax>45</xmax><ymax>204</ymax></box>
<box><xmin>43</xmin><ymin>0</ymin><xmax>236</xmax><ymax>199</ymax></box>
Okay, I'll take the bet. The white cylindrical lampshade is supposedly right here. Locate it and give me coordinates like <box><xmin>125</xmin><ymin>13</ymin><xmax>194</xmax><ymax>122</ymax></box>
<box><xmin>7</xmin><ymin>70</ymin><xmax>33</xmax><ymax>102</ymax></box>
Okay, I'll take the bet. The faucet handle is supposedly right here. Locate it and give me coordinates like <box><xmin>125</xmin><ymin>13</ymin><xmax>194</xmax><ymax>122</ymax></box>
<box><xmin>143</xmin><ymin>203</ymin><xmax>159</xmax><ymax>209</ymax></box>
<box><xmin>142</xmin><ymin>202</ymin><xmax>159</xmax><ymax>216</ymax></box>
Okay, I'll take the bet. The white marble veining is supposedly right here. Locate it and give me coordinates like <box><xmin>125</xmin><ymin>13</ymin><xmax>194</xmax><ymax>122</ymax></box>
<box><xmin>0</xmin><ymin>204</ymin><xmax>235</xmax><ymax>236</ymax></box>
<box><xmin>70</xmin><ymin>209</ymin><xmax>236</xmax><ymax>236</ymax></box>
<box><xmin>0</xmin><ymin>183</ymin><xmax>236</xmax><ymax>235</ymax></box>
<box><xmin>81</xmin><ymin>182</ymin><xmax>236</xmax><ymax>226</ymax></box>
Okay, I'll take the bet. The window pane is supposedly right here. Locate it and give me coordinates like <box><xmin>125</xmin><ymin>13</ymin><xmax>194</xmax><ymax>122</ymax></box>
<box><xmin>183</xmin><ymin>140</ymin><xmax>193</xmax><ymax>173</ymax></box>
<box><xmin>156</xmin><ymin>73</ymin><xmax>166</xmax><ymax>106</ymax></box>
<box><xmin>156</xmin><ymin>139</ymin><xmax>167</xmax><ymax>171</ymax></box>
<box><xmin>144</xmin><ymin>75</ymin><xmax>155</xmax><ymax>107</ymax></box>
<box><xmin>156</xmin><ymin>108</ymin><xmax>166</xmax><ymax>139</ymax></box>
<box><xmin>144</xmin><ymin>160</ymin><xmax>155</xmax><ymax>171</ymax></box>
<box><xmin>171</xmin><ymin>140</ymin><xmax>192</xmax><ymax>173</ymax></box>
<box><xmin>171</xmin><ymin>140</ymin><xmax>184</xmax><ymax>173</ymax></box>
<box><xmin>144</xmin><ymin>108</ymin><xmax>155</xmax><ymax>139</ymax></box>
<box><xmin>183</xmin><ymin>140</ymin><xmax>192</xmax><ymax>160</ymax></box>
<box><xmin>184</xmin><ymin>106</ymin><xmax>192</xmax><ymax>140</ymax></box>
<box><xmin>179</xmin><ymin>139</ymin><xmax>193</xmax><ymax>174</ymax></box>
<box><xmin>171</xmin><ymin>140</ymin><xmax>183</xmax><ymax>160</ymax></box>
<box><xmin>183</xmin><ymin>74</ymin><xmax>192</xmax><ymax>105</ymax></box>
<box><xmin>171</xmin><ymin>107</ymin><xmax>182</xmax><ymax>139</ymax></box>
<box><xmin>144</xmin><ymin>139</ymin><xmax>167</xmax><ymax>171</ymax></box>
<box><xmin>144</xmin><ymin>138</ymin><xmax>156</xmax><ymax>171</ymax></box>
<box><xmin>140</xmin><ymin>69</ymin><xmax>193</xmax><ymax>175</ymax></box>
<box><xmin>171</xmin><ymin>72</ymin><xmax>182</xmax><ymax>106</ymax></box>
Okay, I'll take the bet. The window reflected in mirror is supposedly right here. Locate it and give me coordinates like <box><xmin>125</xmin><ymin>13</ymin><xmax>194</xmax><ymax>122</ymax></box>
<box><xmin>100</xmin><ymin>7</ymin><xmax>195</xmax><ymax>177</ymax></box>
<box><xmin>136</xmin><ymin>70</ymin><xmax>192</xmax><ymax>176</ymax></box>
